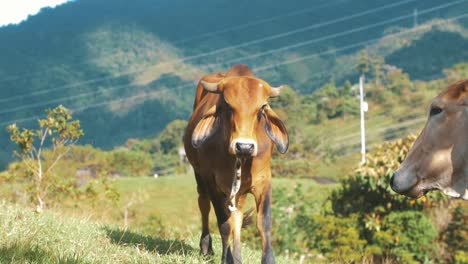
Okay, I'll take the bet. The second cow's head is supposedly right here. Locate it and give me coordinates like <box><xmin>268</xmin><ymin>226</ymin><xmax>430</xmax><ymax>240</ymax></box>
<box><xmin>192</xmin><ymin>76</ymin><xmax>289</xmax><ymax>157</ymax></box>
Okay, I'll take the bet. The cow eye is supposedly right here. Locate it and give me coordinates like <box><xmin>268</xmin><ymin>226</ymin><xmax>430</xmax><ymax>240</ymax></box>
<box><xmin>430</xmin><ymin>106</ymin><xmax>443</xmax><ymax>117</ymax></box>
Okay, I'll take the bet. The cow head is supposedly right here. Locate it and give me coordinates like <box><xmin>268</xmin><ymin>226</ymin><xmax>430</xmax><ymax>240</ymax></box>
<box><xmin>191</xmin><ymin>76</ymin><xmax>289</xmax><ymax>157</ymax></box>
<box><xmin>391</xmin><ymin>80</ymin><xmax>468</xmax><ymax>200</ymax></box>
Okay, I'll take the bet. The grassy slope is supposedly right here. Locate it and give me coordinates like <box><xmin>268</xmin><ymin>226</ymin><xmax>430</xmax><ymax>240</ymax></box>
<box><xmin>0</xmin><ymin>203</ymin><xmax>295</xmax><ymax>263</ymax></box>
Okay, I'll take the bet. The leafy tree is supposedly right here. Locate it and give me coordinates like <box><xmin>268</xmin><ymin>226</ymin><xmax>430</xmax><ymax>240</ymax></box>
<box><xmin>356</xmin><ymin>49</ymin><xmax>370</xmax><ymax>77</ymax></box>
<box><xmin>7</xmin><ymin>105</ymin><xmax>83</xmax><ymax>211</ymax></box>
<box><xmin>370</xmin><ymin>56</ymin><xmax>385</xmax><ymax>85</ymax></box>
<box><xmin>109</xmin><ymin>148</ymin><xmax>153</xmax><ymax>176</ymax></box>
<box><xmin>158</xmin><ymin>120</ymin><xmax>188</xmax><ymax>154</ymax></box>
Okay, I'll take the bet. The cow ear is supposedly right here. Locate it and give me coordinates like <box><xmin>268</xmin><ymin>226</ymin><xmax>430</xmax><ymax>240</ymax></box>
<box><xmin>192</xmin><ymin>105</ymin><xmax>219</xmax><ymax>148</ymax></box>
<box><xmin>263</xmin><ymin>105</ymin><xmax>289</xmax><ymax>153</ymax></box>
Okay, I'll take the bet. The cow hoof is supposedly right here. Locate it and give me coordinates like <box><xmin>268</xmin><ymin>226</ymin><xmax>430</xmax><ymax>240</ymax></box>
<box><xmin>225</xmin><ymin>249</ymin><xmax>234</xmax><ymax>264</ymax></box>
<box><xmin>200</xmin><ymin>233</ymin><xmax>213</xmax><ymax>256</ymax></box>
<box><xmin>261</xmin><ymin>251</ymin><xmax>275</xmax><ymax>264</ymax></box>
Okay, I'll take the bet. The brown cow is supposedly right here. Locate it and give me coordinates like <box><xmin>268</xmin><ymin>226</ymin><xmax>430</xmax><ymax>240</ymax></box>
<box><xmin>184</xmin><ymin>65</ymin><xmax>288</xmax><ymax>264</ymax></box>
<box><xmin>391</xmin><ymin>79</ymin><xmax>467</xmax><ymax>200</ymax></box>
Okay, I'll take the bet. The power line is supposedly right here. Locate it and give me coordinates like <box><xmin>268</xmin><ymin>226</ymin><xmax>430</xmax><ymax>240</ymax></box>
<box><xmin>0</xmin><ymin>0</ymin><xmax>348</xmax><ymax>84</ymax></box>
<box><xmin>0</xmin><ymin>0</ymin><xmax>420</xmax><ymax>102</ymax></box>
<box><xmin>252</xmin><ymin>0</ymin><xmax>468</xmax><ymax>70</ymax></box>
<box><xmin>0</xmin><ymin>82</ymin><xmax>196</xmax><ymax>127</ymax></box>
<box><xmin>254</xmin><ymin>11</ymin><xmax>468</xmax><ymax>73</ymax></box>
<box><xmin>2</xmin><ymin>0</ymin><xmax>458</xmax><ymax>109</ymax></box>
<box><xmin>172</xmin><ymin>0</ymin><xmax>350</xmax><ymax>44</ymax></box>
<box><xmin>0</xmin><ymin>6</ymin><xmax>428</xmax><ymax>109</ymax></box>
<box><xmin>0</xmin><ymin>82</ymin><xmax>139</xmax><ymax>115</ymax></box>
<box><xmin>2</xmin><ymin>10</ymin><xmax>465</xmax><ymax>127</ymax></box>
<box><xmin>331</xmin><ymin>116</ymin><xmax>426</xmax><ymax>149</ymax></box>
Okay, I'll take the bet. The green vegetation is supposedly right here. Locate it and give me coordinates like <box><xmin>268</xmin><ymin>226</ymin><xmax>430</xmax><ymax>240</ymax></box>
<box><xmin>249</xmin><ymin>135</ymin><xmax>465</xmax><ymax>263</ymax></box>
<box><xmin>444</xmin><ymin>205</ymin><xmax>468</xmax><ymax>264</ymax></box>
<box><xmin>0</xmin><ymin>1</ymin><xmax>467</xmax><ymax>262</ymax></box>
<box><xmin>6</xmin><ymin>105</ymin><xmax>84</xmax><ymax>211</ymax></box>
<box><xmin>0</xmin><ymin>203</ymin><xmax>294</xmax><ymax>264</ymax></box>
<box><xmin>1</xmin><ymin>0</ymin><xmax>468</xmax><ymax>169</ymax></box>
<box><xmin>267</xmin><ymin>62</ymin><xmax>468</xmax><ymax>180</ymax></box>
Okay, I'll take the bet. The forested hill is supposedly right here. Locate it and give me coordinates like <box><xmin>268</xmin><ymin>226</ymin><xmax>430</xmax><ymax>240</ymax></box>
<box><xmin>0</xmin><ymin>0</ymin><xmax>468</xmax><ymax>168</ymax></box>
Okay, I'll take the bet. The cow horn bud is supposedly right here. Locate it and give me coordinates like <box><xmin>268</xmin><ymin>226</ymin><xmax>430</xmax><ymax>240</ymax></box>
<box><xmin>270</xmin><ymin>85</ymin><xmax>284</xmax><ymax>97</ymax></box>
<box><xmin>200</xmin><ymin>80</ymin><xmax>220</xmax><ymax>93</ymax></box>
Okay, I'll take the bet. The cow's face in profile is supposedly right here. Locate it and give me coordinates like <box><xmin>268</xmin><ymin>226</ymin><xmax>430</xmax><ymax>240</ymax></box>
<box><xmin>191</xmin><ymin>76</ymin><xmax>289</xmax><ymax>157</ymax></box>
<box><xmin>391</xmin><ymin>80</ymin><xmax>468</xmax><ymax>199</ymax></box>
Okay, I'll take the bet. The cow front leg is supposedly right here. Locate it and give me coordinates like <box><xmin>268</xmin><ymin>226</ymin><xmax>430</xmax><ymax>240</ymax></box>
<box><xmin>212</xmin><ymin>195</ymin><xmax>234</xmax><ymax>264</ymax></box>
<box><xmin>253</xmin><ymin>182</ymin><xmax>275</xmax><ymax>264</ymax></box>
<box><xmin>231</xmin><ymin>194</ymin><xmax>247</xmax><ymax>264</ymax></box>
<box><xmin>195</xmin><ymin>173</ymin><xmax>213</xmax><ymax>256</ymax></box>
<box><xmin>198</xmin><ymin>192</ymin><xmax>213</xmax><ymax>255</ymax></box>
<box><xmin>219</xmin><ymin>218</ymin><xmax>234</xmax><ymax>264</ymax></box>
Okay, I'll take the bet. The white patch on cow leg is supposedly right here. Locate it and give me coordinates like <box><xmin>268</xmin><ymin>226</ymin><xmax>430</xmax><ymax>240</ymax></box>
<box><xmin>228</xmin><ymin>159</ymin><xmax>242</xmax><ymax>212</ymax></box>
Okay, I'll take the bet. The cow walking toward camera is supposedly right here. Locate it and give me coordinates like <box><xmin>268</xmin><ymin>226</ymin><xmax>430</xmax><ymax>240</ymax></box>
<box><xmin>184</xmin><ymin>64</ymin><xmax>289</xmax><ymax>264</ymax></box>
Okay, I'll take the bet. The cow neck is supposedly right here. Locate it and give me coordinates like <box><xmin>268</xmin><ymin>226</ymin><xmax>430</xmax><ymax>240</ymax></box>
<box><xmin>228</xmin><ymin>158</ymin><xmax>246</xmax><ymax>212</ymax></box>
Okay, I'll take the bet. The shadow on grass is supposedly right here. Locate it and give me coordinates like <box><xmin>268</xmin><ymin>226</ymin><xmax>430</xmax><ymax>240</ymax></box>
<box><xmin>104</xmin><ymin>226</ymin><xmax>197</xmax><ymax>256</ymax></box>
<box><xmin>0</xmin><ymin>243</ymin><xmax>82</xmax><ymax>264</ymax></box>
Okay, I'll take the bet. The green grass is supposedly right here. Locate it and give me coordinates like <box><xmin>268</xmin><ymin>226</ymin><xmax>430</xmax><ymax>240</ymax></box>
<box><xmin>45</xmin><ymin>174</ymin><xmax>335</xmax><ymax>258</ymax></box>
<box><xmin>0</xmin><ymin>202</ymin><xmax>295</xmax><ymax>263</ymax></box>
<box><xmin>109</xmin><ymin>174</ymin><xmax>335</xmax><ymax>231</ymax></box>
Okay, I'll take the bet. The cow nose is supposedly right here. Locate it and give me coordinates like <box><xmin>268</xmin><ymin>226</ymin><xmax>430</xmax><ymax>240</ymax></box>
<box><xmin>235</xmin><ymin>142</ymin><xmax>254</xmax><ymax>156</ymax></box>
<box><xmin>390</xmin><ymin>172</ymin><xmax>409</xmax><ymax>193</ymax></box>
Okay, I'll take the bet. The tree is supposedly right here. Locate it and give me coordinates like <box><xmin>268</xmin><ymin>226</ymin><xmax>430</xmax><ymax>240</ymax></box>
<box><xmin>356</xmin><ymin>49</ymin><xmax>370</xmax><ymax>77</ymax></box>
<box><xmin>370</xmin><ymin>56</ymin><xmax>385</xmax><ymax>85</ymax></box>
<box><xmin>158</xmin><ymin>120</ymin><xmax>188</xmax><ymax>154</ymax></box>
<box><xmin>7</xmin><ymin>105</ymin><xmax>83</xmax><ymax>211</ymax></box>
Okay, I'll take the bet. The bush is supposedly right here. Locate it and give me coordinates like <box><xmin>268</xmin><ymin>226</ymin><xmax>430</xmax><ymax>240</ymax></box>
<box><xmin>263</xmin><ymin>135</ymin><xmax>451</xmax><ymax>263</ymax></box>
<box><xmin>445</xmin><ymin>204</ymin><xmax>468</xmax><ymax>263</ymax></box>
<box><xmin>109</xmin><ymin>149</ymin><xmax>153</xmax><ymax>176</ymax></box>
<box><xmin>373</xmin><ymin>211</ymin><xmax>437</xmax><ymax>263</ymax></box>
<box><xmin>329</xmin><ymin>135</ymin><xmax>447</xmax><ymax>219</ymax></box>
<box><xmin>158</xmin><ymin>120</ymin><xmax>187</xmax><ymax>154</ymax></box>
<box><xmin>304</xmin><ymin>214</ymin><xmax>368</xmax><ymax>262</ymax></box>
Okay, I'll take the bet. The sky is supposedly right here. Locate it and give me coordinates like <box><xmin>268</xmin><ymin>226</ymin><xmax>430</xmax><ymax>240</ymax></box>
<box><xmin>0</xmin><ymin>0</ymin><xmax>69</xmax><ymax>27</ymax></box>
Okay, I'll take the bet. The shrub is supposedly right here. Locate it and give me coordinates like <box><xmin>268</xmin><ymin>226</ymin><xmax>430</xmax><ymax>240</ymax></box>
<box><xmin>265</xmin><ymin>135</ymin><xmax>450</xmax><ymax>263</ymax></box>
<box><xmin>445</xmin><ymin>204</ymin><xmax>468</xmax><ymax>263</ymax></box>
<box><xmin>304</xmin><ymin>214</ymin><xmax>368</xmax><ymax>262</ymax></box>
<box><xmin>109</xmin><ymin>149</ymin><xmax>153</xmax><ymax>176</ymax></box>
<box><xmin>6</xmin><ymin>105</ymin><xmax>83</xmax><ymax>211</ymax></box>
<box><xmin>373</xmin><ymin>211</ymin><xmax>437</xmax><ymax>263</ymax></box>
<box><xmin>329</xmin><ymin>135</ymin><xmax>447</xmax><ymax>220</ymax></box>
<box><xmin>158</xmin><ymin>120</ymin><xmax>187</xmax><ymax>154</ymax></box>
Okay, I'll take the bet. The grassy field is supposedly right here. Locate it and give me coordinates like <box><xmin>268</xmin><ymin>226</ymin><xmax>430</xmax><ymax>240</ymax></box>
<box><xmin>58</xmin><ymin>174</ymin><xmax>336</xmax><ymax>232</ymax></box>
<box><xmin>0</xmin><ymin>203</ymin><xmax>296</xmax><ymax>264</ymax></box>
<box><xmin>0</xmin><ymin>175</ymin><xmax>336</xmax><ymax>263</ymax></box>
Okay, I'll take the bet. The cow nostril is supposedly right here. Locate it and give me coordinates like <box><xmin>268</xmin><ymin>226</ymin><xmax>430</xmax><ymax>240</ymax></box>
<box><xmin>235</xmin><ymin>142</ymin><xmax>255</xmax><ymax>155</ymax></box>
<box><xmin>235</xmin><ymin>143</ymin><xmax>242</xmax><ymax>152</ymax></box>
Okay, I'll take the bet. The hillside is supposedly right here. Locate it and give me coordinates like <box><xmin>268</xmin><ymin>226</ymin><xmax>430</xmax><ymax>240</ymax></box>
<box><xmin>1</xmin><ymin>0</ymin><xmax>468</xmax><ymax>168</ymax></box>
<box><xmin>0</xmin><ymin>202</ymin><xmax>294</xmax><ymax>263</ymax></box>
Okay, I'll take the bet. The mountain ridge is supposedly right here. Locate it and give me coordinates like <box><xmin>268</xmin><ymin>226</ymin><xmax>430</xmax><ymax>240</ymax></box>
<box><xmin>0</xmin><ymin>0</ymin><xmax>467</xmax><ymax>168</ymax></box>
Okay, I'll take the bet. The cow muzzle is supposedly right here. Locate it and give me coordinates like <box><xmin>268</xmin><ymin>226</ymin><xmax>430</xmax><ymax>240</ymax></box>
<box><xmin>230</xmin><ymin>138</ymin><xmax>257</xmax><ymax>157</ymax></box>
<box><xmin>390</xmin><ymin>170</ymin><xmax>423</xmax><ymax>198</ymax></box>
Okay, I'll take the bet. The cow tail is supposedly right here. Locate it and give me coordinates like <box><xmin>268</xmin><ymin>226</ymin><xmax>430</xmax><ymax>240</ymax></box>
<box><xmin>242</xmin><ymin>208</ymin><xmax>254</xmax><ymax>228</ymax></box>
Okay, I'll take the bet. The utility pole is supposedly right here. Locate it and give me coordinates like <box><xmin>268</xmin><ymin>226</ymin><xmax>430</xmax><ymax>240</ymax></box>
<box><xmin>356</xmin><ymin>49</ymin><xmax>369</xmax><ymax>165</ymax></box>
<box><xmin>359</xmin><ymin>74</ymin><xmax>368</xmax><ymax>165</ymax></box>
<box><xmin>413</xmin><ymin>8</ymin><xmax>418</xmax><ymax>28</ymax></box>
